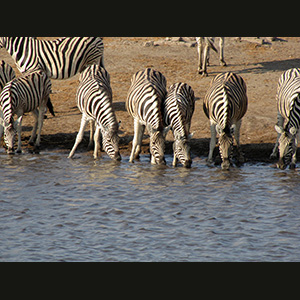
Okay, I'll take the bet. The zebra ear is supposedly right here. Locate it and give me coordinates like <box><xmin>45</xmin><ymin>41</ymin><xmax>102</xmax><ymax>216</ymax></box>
<box><xmin>289</xmin><ymin>127</ymin><xmax>297</xmax><ymax>136</ymax></box>
<box><xmin>275</xmin><ymin>125</ymin><xmax>284</xmax><ymax>134</ymax></box>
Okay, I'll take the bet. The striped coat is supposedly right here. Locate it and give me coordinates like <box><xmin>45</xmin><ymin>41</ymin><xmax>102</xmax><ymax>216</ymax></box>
<box><xmin>126</xmin><ymin>68</ymin><xmax>167</xmax><ymax>164</ymax></box>
<box><xmin>203</xmin><ymin>72</ymin><xmax>248</xmax><ymax>169</ymax></box>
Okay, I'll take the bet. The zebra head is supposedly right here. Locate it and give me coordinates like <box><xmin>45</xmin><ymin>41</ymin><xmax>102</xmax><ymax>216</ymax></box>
<box><xmin>150</xmin><ymin>130</ymin><xmax>166</xmax><ymax>165</ymax></box>
<box><xmin>275</xmin><ymin>125</ymin><xmax>297</xmax><ymax>169</ymax></box>
<box><xmin>101</xmin><ymin>128</ymin><xmax>121</xmax><ymax>161</ymax></box>
<box><xmin>4</xmin><ymin>123</ymin><xmax>16</xmax><ymax>154</ymax></box>
<box><xmin>173</xmin><ymin>134</ymin><xmax>193</xmax><ymax>168</ymax></box>
<box><xmin>217</xmin><ymin>125</ymin><xmax>233</xmax><ymax>170</ymax></box>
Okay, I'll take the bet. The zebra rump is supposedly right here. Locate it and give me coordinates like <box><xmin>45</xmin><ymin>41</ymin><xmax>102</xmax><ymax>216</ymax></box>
<box><xmin>272</xmin><ymin>68</ymin><xmax>300</xmax><ymax>169</ymax></box>
<box><xmin>126</xmin><ymin>68</ymin><xmax>167</xmax><ymax>164</ymax></box>
<box><xmin>163</xmin><ymin>82</ymin><xmax>195</xmax><ymax>167</ymax></box>
<box><xmin>68</xmin><ymin>64</ymin><xmax>121</xmax><ymax>160</ymax></box>
<box><xmin>0</xmin><ymin>69</ymin><xmax>52</xmax><ymax>154</ymax></box>
<box><xmin>203</xmin><ymin>72</ymin><xmax>248</xmax><ymax>170</ymax></box>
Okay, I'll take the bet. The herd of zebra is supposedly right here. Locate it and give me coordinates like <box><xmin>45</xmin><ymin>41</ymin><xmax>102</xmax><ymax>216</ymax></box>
<box><xmin>0</xmin><ymin>37</ymin><xmax>300</xmax><ymax>170</ymax></box>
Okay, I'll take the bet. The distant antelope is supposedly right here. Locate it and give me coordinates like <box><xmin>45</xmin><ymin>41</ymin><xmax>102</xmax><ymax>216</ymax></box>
<box><xmin>196</xmin><ymin>37</ymin><xmax>226</xmax><ymax>77</ymax></box>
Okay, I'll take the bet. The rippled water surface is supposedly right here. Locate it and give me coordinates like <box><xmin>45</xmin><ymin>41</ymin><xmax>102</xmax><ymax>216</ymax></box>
<box><xmin>1</xmin><ymin>150</ymin><xmax>300</xmax><ymax>261</ymax></box>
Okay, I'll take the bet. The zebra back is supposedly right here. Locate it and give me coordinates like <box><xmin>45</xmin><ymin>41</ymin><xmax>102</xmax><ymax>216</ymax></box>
<box><xmin>164</xmin><ymin>82</ymin><xmax>195</xmax><ymax>138</ymax></box>
<box><xmin>126</xmin><ymin>68</ymin><xmax>167</xmax><ymax>131</ymax></box>
<box><xmin>0</xmin><ymin>37</ymin><xmax>104</xmax><ymax>79</ymax></box>
<box><xmin>276</xmin><ymin>68</ymin><xmax>300</xmax><ymax>125</ymax></box>
<box><xmin>77</xmin><ymin>64</ymin><xmax>117</xmax><ymax>132</ymax></box>
<box><xmin>0</xmin><ymin>70</ymin><xmax>51</xmax><ymax>125</ymax></box>
<box><xmin>0</xmin><ymin>60</ymin><xmax>16</xmax><ymax>91</ymax></box>
<box><xmin>203</xmin><ymin>72</ymin><xmax>248</xmax><ymax>131</ymax></box>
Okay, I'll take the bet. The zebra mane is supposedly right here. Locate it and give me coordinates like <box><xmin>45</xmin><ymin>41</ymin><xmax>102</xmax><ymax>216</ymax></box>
<box><xmin>220</xmin><ymin>84</ymin><xmax>228</xmax><ymax>130</ymax></box>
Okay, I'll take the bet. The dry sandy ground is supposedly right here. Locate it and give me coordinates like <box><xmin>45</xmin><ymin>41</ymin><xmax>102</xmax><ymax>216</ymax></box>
<box><xmin>1</xmin><ymin>37</ymin><xmax>300</xmax><ymax>163</ymax></box>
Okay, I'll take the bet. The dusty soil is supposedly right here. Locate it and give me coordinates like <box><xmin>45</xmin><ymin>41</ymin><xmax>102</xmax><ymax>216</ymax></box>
<box><xmin>1</xmin><ymin>37</ymin><xmax>300</xmax><ymax>163</ymax></box>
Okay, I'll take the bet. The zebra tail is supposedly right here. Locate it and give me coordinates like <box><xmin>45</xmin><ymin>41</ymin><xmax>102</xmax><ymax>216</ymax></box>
<box><xmin>47</xmin><ymin>98</ymin><xmax>55</xmax><ymax>117</ymax></box>
<box><xmin>222</xmin><ymin>85</ymin><xmax>229</xmax><ymax>131</ymax></box>
<box><xmin>205</xmin><ymin>37</ymin><xmax>218</xmax><ymax>53</ymax></box>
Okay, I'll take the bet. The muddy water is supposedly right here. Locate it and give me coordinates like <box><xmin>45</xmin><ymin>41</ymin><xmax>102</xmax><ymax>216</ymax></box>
<box><xmin>1</xmin><ymin>150</ymin><xmax>300</xmax><ymax>261</ymax></box>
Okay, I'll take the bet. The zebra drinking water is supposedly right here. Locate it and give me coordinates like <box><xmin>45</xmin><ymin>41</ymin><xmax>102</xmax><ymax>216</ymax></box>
<box><xmin>270</xmin><ymin>68</ymin><xmax>300</xmax><ymax>169</ymax></box>
<box><xmin>126</xmin><ymin>68</ymin><xmax>167</xmax><ymax>165</ymax></box>
<box><xmin>163</xmin><ymin>82</ymin><xmax>195</xmax><ymax>168</ymax></box>
<box><xmin>203</xmin><ymin>72</ymin><xmax>248</xmax><ymax>170</ymax></box>
<box><xmin>68</xmin><ymin>65</ymin><xmax>121</xmax><ymax>161</ymax></box>
<box><xmin>0</xmin><ymin>37</ymin><xmax>104</xmax><ymax>79</ymax></box>
<box><xmin>0</xmin><ymin>69</ymin><xmax>52</xmax><ymax>154</ymax></box>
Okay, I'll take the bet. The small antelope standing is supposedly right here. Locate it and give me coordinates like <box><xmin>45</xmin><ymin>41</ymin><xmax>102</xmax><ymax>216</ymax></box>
<box><xmin>68</xmin><ymin>65</ymin><xmax>121</xmax><ymax>160</ymax></box>
<box><xmin>196</xmin><ymin>37</ymin><xmax>226</xmax><ymax>77</ymax></box>
<box><xmin>163</xmin><ymin>82</ymin><xmax>195</xmax><ymax>168</ymax></box>
<box><xmin>203</xmin><ymin>72</ymin><xmax>248</xmax><ymax>170</ymax></box>
<box><xmin>126</xmin><ymin>68</ymin><xmax>167</xmax><ymax>164</ymax></box>
<box><xmin>0</xmin><ymin>69</ymin><xmax>52</xmax><ymax>154</ymax></box>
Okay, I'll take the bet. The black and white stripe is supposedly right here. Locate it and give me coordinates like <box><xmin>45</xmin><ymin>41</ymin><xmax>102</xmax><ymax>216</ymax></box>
<box><xmin>271</xmin><ymin>68</ymin><xmax>300</xmax><ymax>169</ymax></box>
<box><xmin>68</xmin><ymin>65</ymin><xmax>121</xmax><ymax>160</ymax></box>
<box><xmin>0</xmin><ymin>69</ymin><xmax>52</xmax><ymax>154</ymax></box>
<box><xmin>196</xmin><ymin>37</ymin><xmax>226</xmax><ymax>77</ymax></box>
<box><xmin>163</xmin><ymin>82</ymin><xmax>195</xmax><ymax>167</ymax></box>
<box><xmin>0</xmin><ymin>60</ymin><xmax>16</xmax><ymax>143</ymax></box>
<box><xmin>126</xmin><ymin>68</ymin><xmax>167</xmax><ymax>164</ymax></box>
<box><xmin>0</xmin><ymin>37</ymin><xmax>104</xmax><ymax>79</ymax></box>
<box><xmin>203</xmin><ymin>72</ymin><xmax>248</xmax><ymax>169</ymax></box>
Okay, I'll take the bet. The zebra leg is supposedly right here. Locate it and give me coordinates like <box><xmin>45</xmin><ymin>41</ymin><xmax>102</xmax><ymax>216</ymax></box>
<box><xmin>68</xmin><ymin>114</ymin><xmax>89</xmax><ymax>158</ymax></box>
<box><xmin>129</xmin><ymin>119</ymin><xmax>145</xmax><ymax>163</ymax></box>
<box><xmin>219</xmin><ymin>37</ymin><xmax>227</xmax><ymax>66</ymax></box>
<box><xmin>93</xmin><ymin>125</ymin><xmax>101</xmax><ymax>159</ymax></box>
<box><xmin>28</xmin><ymin>109</ymin><xmax>39</xmax><ymax>145</ymax></box>
<box><xmin>197</xmin><ymin>37</ymin><xmax>204</xmax><ymax>74</ymax></box>
<box><xmin>15</xmin><ymin>115</ymin><xmax>23</xmax><ymax>153</ymax></box>
<box><xmin>270</xmin><ymin>112</ymin><xmax>284</xmax><ymax>159</ymax></box>
<box><xmin>0</xmin><ymin>109</ymin><xmax>4</xmax><ymax>142</ymax></box>
<box><xmin>290</xmin><ymin>132</ymin><xmax>299</xmax><ymax>169</ymax></box>
<box><xmin>208</xmin><ymin>123</ymin><xmax>217</xmax><ymax>163</ymax></box>
<box><xmin>87</xmin><ymin>120</ymin><xmax>95</xmax><ymax>151</ymax></box>
<box><xmin>200</xmin><ymin>44</ymin><xmax>209</xmax><ymax>77</ymax></box>
<box><xmin>35</xmin><ymin>103</ymin><xmax>46</xmax><ymax>150</ymax></box>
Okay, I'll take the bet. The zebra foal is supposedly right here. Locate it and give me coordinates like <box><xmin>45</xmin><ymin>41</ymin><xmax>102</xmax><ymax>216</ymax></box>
<box><xmin>270</xmin><ymin>68</ymin><xmax>300</xmax><ymax>169</ymax></box>
<box><xmin>196</xmin><ymin>37</ymin><xmax>226</xmax><ymax>77</ymax></box>
<box><xmin>0</xmin><ymin>37</ymin><xmax>104</xmax><ymax>79</ymax></box>
<box><xmin>203</xmin><ymin>72</ymin><xmax>248</xmax><ymax>170</ymax></box>
<box><xmin>0</xmin><ymin>69</ymin><xmax>52</xmax><ymax>154</ymax></box>
<box><xmin>126</xmin><ymin>68</ymin><xmax>167</xmax><ymax>165</ymax></box>
<box><xmin>68</xmin><ymin>65</ymin><xmax>121</xmax><ymax>161</ymax></box>
<box><xmin>163</xmin><ymin>82</ymin><xmax>195</xmax><ymax>168</ymax></box>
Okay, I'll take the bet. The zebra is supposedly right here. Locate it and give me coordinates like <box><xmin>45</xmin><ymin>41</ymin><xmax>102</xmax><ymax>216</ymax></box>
<box><xmin>196</xmin><ymin>37</ymin><xmax>226</xmax><ymax>77</ymax></box>
<box><xmin>0</xmin><ymin>60</ymin><xmax>16</xmax><ymax>91</ymax></box>
<box><xmin>0</xmin><ymin>37</ymin><xmax>104</xmax><ymax>79</ymax></box>
<box><xmin>270</xmin><ymin>68</ymin><xmax>300</xmax><ymax>169</ymax></box>
<box><xmin>163</xmin><ymin>82</ymin><xmax>195</xmax><ymax>168</ymax></box>
<box><xmin>0</xmin><ymin>69</ymin><xmax>52</xmax><ymax>154</ymax></box>
<box><xmin>126</xmin><ymin>68</ymin><xmax>167</xmax><ymax>165</ymax></box>
<box><xmin>68</xmin><ymin>64</ymin><xmax>121</xmax><ymax>161</ymax></box>
<box><xmin>203</xmin><ymin>72</ymin><xmax>248</xmax><ymax>170</ymax></box>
